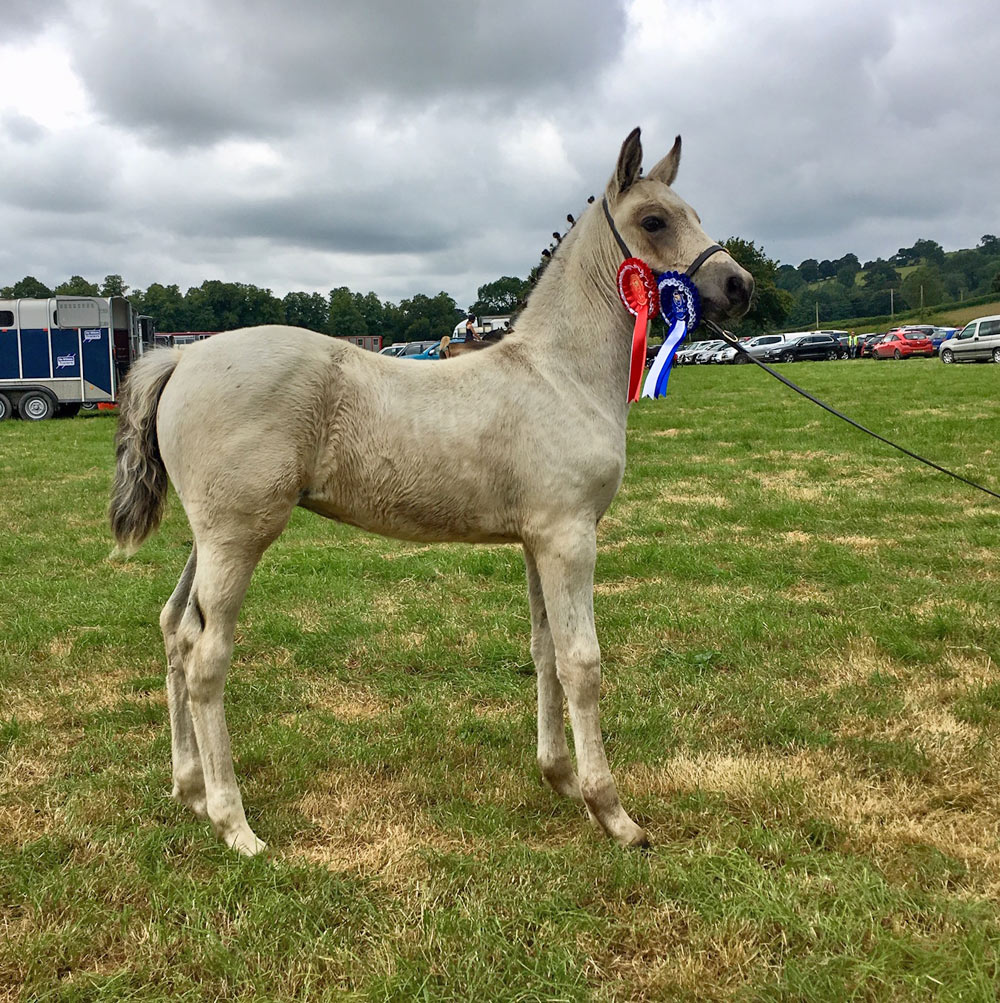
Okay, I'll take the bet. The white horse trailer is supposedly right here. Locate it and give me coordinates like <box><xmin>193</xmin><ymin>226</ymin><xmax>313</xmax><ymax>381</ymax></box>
<box><xmin>0</xmin><ymin>296</ymin><xmax>154</xmax><ymax>420</ymax></box>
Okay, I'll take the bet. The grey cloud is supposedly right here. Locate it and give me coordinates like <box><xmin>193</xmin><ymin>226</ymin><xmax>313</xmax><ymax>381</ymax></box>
<box><xmin>4</xmin><ymin>0</ymin><xmax>67</xmax><ymax>34</ymax></box>
<box><xmin>71</xmin><ymin>0</ymin><xmax>626</xmax><ymax>146</ymax></box>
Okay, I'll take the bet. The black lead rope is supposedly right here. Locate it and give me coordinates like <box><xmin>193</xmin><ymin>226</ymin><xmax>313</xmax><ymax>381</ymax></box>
<box><xmin>702</xmin><ymin>319</ymin><xmax>1000</xmax><ymax>503</ymax></box>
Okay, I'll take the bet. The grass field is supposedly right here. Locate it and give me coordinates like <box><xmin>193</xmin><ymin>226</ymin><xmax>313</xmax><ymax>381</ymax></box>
<box><xmin>2</xmin><ymin>357</ymin><xmax>999</xmax><ymax>1001</ymax></box>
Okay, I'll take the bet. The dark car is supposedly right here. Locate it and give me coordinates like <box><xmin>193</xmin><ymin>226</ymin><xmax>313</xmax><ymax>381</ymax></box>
<box><xmin>860</xmin><ymin>333</ymin><xmax>884</xmax><ymax>357</ymax></box>
<box><xmin>762</xmin><ymin>333</ymin><xmax>841</xmax><ymax>362</ymax></box>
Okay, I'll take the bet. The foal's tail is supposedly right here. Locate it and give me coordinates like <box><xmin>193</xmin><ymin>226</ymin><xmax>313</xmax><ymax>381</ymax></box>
<box><xmin>109</xmin><ymin>348</ymin><xmax>182</xmax><ymax>556</ymax></box>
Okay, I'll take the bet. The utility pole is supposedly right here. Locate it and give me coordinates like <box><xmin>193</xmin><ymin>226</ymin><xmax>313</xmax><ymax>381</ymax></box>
<box><xmin>815</xmin><ymin>301</ymin><xmax>819</xmax><ymax>329</ymax></box>
<box><xmin>890</xmin><ymin>288</ymin><xmax>894</xmax><ymax>317</ymax></box>
<box><xmin>920</xmin><ymin>284</ymin><xmax>924</xmax><ymax>311</ymax></box>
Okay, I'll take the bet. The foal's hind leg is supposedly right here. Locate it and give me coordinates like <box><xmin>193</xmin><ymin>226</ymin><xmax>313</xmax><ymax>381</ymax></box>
<box><xmin>532</xmin><ymin>525</ymin><xmax>648</xmax><ymax>848</ymax></box>
<box><xmin>160</xmin><ymin>547</ymin><xmax>206</xmax><ymax>817</ymax></box>
<box><xmin>524</xmin><ymin>548</ymin><xmax>582</xmax><ymax>802</ymax></box>
<box><xmin>177</xmin><ymin>521</ymin><xmax>289</xmax><ymax>856</ymax></box>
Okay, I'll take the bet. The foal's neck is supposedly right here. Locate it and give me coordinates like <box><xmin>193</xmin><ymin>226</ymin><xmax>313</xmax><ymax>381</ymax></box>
<box><xmin>512</xmin><ymin>206</ymin><xmax>635</xmax><ymax>427</ymax></box>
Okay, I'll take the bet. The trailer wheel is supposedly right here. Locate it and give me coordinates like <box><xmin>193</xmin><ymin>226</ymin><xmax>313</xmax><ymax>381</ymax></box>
<box><xmin>18</xmin><ymin>390</ymin><xmax>55</xmax><ymax>421</ymax></box>
<box><xmin>0</xmin><ymin>393</ymin><xmax>12</xmax><ymax>421</ymax></box>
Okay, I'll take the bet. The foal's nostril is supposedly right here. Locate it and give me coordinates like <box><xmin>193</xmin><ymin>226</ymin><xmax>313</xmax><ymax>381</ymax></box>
<box><xmin>726</xmin><ymin>273</ymin><xmax>751</xmax><ymax>307</ymax></box>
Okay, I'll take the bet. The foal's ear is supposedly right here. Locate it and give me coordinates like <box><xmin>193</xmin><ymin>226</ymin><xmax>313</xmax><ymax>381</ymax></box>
<box><xmin>608</xmin><ymin>126</ymin><xmax>643</xmax><ymax>198</ymax></box>
<box><xmin>647</xmin><ymin>135</ymin><xmax>682</xmax><ymax>186</ymax></box>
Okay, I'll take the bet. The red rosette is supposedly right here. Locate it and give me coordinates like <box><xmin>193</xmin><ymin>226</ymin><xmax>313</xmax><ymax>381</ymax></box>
<box><xmin>616</xmin><ymin>258</ymin><xmax>659</xmax><ymax>318</ymax></box>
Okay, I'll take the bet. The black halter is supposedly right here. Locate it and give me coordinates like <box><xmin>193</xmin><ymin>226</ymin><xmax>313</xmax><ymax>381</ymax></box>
<box><xmin>601</xmin><ymin>196</ymin><xmax>726</xmax><ymax>278</ymax></box>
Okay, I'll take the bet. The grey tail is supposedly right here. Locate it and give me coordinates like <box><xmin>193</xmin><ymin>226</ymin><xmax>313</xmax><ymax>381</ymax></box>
<box><xmin>109</xmin><ymin>348</ymin><xmax>182</xmax><ymax>555</ymax></box>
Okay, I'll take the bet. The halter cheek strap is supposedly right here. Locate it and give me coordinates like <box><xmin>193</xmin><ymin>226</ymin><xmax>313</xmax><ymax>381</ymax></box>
<box><xmin>602</xmin><ymin>196</ymin><xmax>726</xmax><ymax>280</ymax></box>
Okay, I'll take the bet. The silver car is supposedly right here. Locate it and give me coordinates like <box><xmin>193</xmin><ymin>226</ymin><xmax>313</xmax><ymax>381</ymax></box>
<box><xmin>691</xmin><ymin>339</ymin><xmax>729</xmax><ymax>364</ymax></box>
<box><xmin>939</xmin><ymin>315</ymin><xmax>1000</xmax><ymax>364</ymax></box>
<box><xmin>716</xmin><ymin>333</ymin><xmax>788</xmax><ymax>364</ymax></box>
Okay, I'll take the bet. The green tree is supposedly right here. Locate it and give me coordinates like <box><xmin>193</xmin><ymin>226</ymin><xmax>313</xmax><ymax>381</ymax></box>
<box><xmin>722</xmin><ymin>237</ymin><xmax>792</xmax><ymax>336</ymax></box>
<box><xmin>979</xmin><ymin>234</ymin><xmax>999</xmax><ymax>255</ymax></box>
<box><xmin>900</xmin><ymin>266</ymin><xmax>944</xmax><ymax>310</ymax></box>
<box><xmin>395</xmin><ymin>291</ymin><xmax>463</xmax><ymax>342</ymax></box>
<box><xmin>185</xmin><ymin>280</ymin><xmax>283</xmax><ymax>330</ymax></box>
<box><xmin>798</xmin><ymin>259</ymin><xmax>820</xmax><ymax>283</ymax></box>
<box><xmin>1</xmin><ymin>275</ymin><xmax>53</xmax><ymax>298</ymax></box>
<box><xmin>100</xmin><ymin>274</ymin><xmax>129</xmax><ymax>297</ymax></box>
<box><xmin>470</xmin><ymin>275</ymin><xmax>529</xmax><ymax>316</ymax></box>
<box><xmin>354</xmin><ymin>291</ymin><xmax>386</xmax><ymax>337</ymax></box>
<box><xmin>283</xmin><ymin>291</ymin><xmax>328</xmax><ymax>331</ymax></box>
<box><xmin>911</xmin><ymin>238</ymin><xmax>945</xmax><ymax>266</ymax></box>
<box><xmin>775</xmin><ymin>264</ymin><xmax>804</xmax><ymax>293</ymax></box>
<box><xmin>835</xmin><ymin>265</ymin><xmax>857</xmax><ymax>289</ymax></box>
<box><xmin>861</xmin><ymin>258</ymin><xmax>900</xmax><ymax>290</ymax></box>
<box><xmin>54</xmin><ymin>275</ymin><xmax>100</xmax><ymax>295</ymax></box>
<box><xmin>131</xmin><ymin>283</ymin><xmax>188</xmax><ymax>331</ymax></box>
<box><xmin>327</xmin><ymin>286</ymin><xmax>367</xmax><ymax>336</ymax></box>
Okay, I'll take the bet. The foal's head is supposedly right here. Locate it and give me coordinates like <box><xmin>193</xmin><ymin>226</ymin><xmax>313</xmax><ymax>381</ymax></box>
<box><xmin>604</xmin><ymin>128</ymin><xmax>753</xmax><ymax>323</ymax></box>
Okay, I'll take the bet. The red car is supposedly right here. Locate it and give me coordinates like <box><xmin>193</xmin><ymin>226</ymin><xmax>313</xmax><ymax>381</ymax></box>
<box><xmin>872</xmin><ymin>329</ymin><xmax>935</xmax><ymax>359</ymax></box>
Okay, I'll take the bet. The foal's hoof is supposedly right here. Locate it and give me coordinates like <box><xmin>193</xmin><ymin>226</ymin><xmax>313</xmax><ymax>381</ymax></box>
<box><xmin>622</xmin><ymin>827</ymin><xmax>651</xmax><ymax>850</ymax></box>
<box><xmin>227</xmin><ymin>828</ymin><xmax>268</xmax><ymax>857</ymax></box>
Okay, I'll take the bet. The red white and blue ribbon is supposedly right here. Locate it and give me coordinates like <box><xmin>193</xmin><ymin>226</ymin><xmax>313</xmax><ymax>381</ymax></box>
<box><xmin>616</xmin><ymin>258</ymin><xmax>659</xmax><ymax>403</ymax></box>
<box><xmin>642</xmin><ymin>271</ymin><xmax>702</xmax><ymax>399</ymax></box>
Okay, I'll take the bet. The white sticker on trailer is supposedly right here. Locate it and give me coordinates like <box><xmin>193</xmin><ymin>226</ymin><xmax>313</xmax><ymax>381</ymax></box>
<box><xmin>83</xmin><ymin>329</ymin><xmax>102</xmax><ymax>341</ymax></box>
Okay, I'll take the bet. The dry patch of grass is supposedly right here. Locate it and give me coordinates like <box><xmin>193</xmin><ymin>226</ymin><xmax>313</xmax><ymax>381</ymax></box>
<box><xmin>629</xmin><ymin>748</ymin><xmax>1000</xmax><ymax>895</ymax></box>
<box><xmin>290</xmin><ymin>772</ymin><xmax>470</xmax><ymax>881</ymax></box>
<box><xmin>756</xmin><ymin>469</ymin><xmax>826</xmax><ymax>502</ymax></box>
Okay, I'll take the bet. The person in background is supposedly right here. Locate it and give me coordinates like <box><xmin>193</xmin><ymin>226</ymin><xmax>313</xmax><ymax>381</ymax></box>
<box><xmin>439</xmin><ymin>331</ymin><xmax>452</xmax><ymax>359</ymax></box>
<box><xmin>849</xmin><ymin>330</ymin><xmax>859</xmax><ymax>358</ymax></box>
<box><xmin>466</xmin><ymin>314</ymin><xmax>481</xmax><ymax>341</ymax></box>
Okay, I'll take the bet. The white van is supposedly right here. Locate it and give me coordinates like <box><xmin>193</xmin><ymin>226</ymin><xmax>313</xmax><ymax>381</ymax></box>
<box><xmin>939</xmin><ymin>315</ymin><xmax>1000</xmax><ymax>364</ymax></box>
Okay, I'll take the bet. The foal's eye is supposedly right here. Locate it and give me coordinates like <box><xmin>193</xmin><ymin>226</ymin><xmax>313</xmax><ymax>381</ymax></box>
<box><xmin>641</xmin><ymin>216</ymin><xmax>666</xmax><ymax>233</ymax></box>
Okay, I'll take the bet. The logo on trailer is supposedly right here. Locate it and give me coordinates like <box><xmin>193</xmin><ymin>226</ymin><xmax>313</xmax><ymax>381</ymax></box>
<box><xmin>56</xmin><ymin>353</ymin><xmax>77</xmax><ymax>369</ymax></box>
<box><xmin>83</xmin><ymin>329</ymin><xmax>102</xmax><ymax>342</ymax></box>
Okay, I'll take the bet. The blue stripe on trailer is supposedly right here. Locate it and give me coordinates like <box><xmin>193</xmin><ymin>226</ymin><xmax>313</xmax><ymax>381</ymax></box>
<box><xmin>51</xmin><ymin>329</ymin><xmax>81</xmax><ymax>377</ymax></box>
<box><xmin>82</xmin><ymin>327</ymin><xmax>112</xmax><ymax>394</ymax></box>
<box><xmin>20</xmin><ymin>329</ymin><xmax>50</xmax><ymax>379</ymax></box>
<box><xmin>0</xmin><ymin>329</ymin><xmax>17</xmax><ymax>379</ymax></box>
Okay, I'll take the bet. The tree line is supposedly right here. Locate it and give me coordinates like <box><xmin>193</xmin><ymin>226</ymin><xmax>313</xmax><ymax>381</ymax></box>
<box><xmin>0</xmin><ymin>275</ymin><xmax>470</xmax><ymax>345</ymax></box>
<box><xmin>4</xmin><ymin>234</ymin><xmax>997</xmax><ymax>344</ymax></box>
<box><xmin>776</xmin><ymin>235</ymin><xmax>1000</xmax><ymax>328</ymax></box>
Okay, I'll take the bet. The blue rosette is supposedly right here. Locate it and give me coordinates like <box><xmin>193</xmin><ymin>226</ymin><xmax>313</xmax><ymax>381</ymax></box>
<box><xmin>641</xmin><ymin>271</ymin><xmax>702</xmax><ymax>400</ymax></box>
<box><xmin>656</xmin><ymin>270</ymin><xmax>701</xmax><ymax>331</ymax></box>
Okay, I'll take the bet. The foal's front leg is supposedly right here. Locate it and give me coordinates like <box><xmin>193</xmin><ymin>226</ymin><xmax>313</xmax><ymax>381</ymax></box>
<box><xmin>524</xmin><ymin>548</ymin><xmax>582</xmax><ymax>803</ymax></box>
<box><xmin>533</xmin><ymin>527</ymin><xmax>648</xmax><ymax>847</ymax></box>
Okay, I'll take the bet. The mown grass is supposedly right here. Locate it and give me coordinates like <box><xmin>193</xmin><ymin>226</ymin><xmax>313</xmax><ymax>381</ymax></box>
<box><xmin>1</xmin><ymin>357</ymin><xmax>999</xmax><ymax>1001</ymax></box>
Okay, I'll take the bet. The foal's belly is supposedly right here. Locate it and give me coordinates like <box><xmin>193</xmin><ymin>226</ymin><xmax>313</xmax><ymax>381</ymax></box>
<box><xmin>298</xmin><ymin>469</ymin><xmax>522</xmax><ymax>546</ymax></box>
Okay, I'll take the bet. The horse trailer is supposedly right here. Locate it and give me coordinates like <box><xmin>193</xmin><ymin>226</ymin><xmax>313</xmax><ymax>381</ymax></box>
<box><xmin>0</xmin><ymin>296</ymin><xmax>154</xmax><ymax>420</ymax></box>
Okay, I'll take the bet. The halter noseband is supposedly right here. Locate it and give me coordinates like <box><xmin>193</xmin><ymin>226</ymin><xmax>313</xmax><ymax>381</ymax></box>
<box><xmin>601</xmin><ymin>196</ymin><xmax>726</xmax><ymax>278</ymax></box>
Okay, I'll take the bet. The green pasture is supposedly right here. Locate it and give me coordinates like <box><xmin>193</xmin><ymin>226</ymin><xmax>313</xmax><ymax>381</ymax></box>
<box><xmin>2</xmin><ymin>357</ymin><xmax>999</xmax><ymax>1001</ymax></box>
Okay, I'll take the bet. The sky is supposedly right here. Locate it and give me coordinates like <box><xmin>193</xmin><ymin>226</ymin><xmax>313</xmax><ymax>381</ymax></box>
<box><xmin>1</xmin><ymin>0</ymin><xmax>997</xmax><ymax>310</ymax></box>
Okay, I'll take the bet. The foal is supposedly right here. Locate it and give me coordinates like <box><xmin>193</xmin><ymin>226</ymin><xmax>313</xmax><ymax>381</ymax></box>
<box><xmin>111</xmin><ymin>128</ymin><xmax>752</xmax><ymax>855</ymax></box>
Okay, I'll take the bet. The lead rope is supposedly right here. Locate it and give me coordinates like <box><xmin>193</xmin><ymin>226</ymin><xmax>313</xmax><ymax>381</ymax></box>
<box><xmin>704</xmin><ymin>319</ymin><xmax>1000</xmax><ymax>502</ymax></box>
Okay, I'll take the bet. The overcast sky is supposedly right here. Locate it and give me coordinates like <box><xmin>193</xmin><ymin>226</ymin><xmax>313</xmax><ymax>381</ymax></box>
<box><xmin>2</xmin><ymin>0</ymin><xmax>997</xmax><ymax>310</ymax></box>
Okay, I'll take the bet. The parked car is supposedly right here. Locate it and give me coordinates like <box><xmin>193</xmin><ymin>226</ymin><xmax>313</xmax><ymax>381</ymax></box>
<box><xmin>931</xmin><ymin>327</ymin><xmax>957</xmax><ymax>348</ymax></box>
<box><xmin>939</xmin><ymin>315</ymin><xmax>1000</xmax><ymax>364</ymax></box>
<box><xmin>401</xmin><ymin>341</ymin><xmax>445</xmax><ymax>360</ymax></box>
<box><xmin>673</xmin><ymin>343</ymin><xmax>701</xmax><ymax>365</ymax></box>
<box><xmin>872</xmin><ymin>328</ymin><xmax>935</xmax><ymax>359</ymax></box>
<box><xmin>691</xmin><ymin>339</ymin><xmax>729</xmax><ymax>364</ymax></box>
<box><xmin>395</xmin><ymin>340</ymin><xmax>439</xmax><ymax>358</ymax></box>
<box><xmin>761</xmin><ymin>333</ymin><xmax>841</xmax><ymax>362</ymax></box>
<box><xmin>378</xmin><ymin>343</ymin><xmax>406</xmax><ymax>356</ymax></box>
<box><xmin>860</xmin><ymin>333</ymin><xmax>885</xmax><ymax>357</ymax></box>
